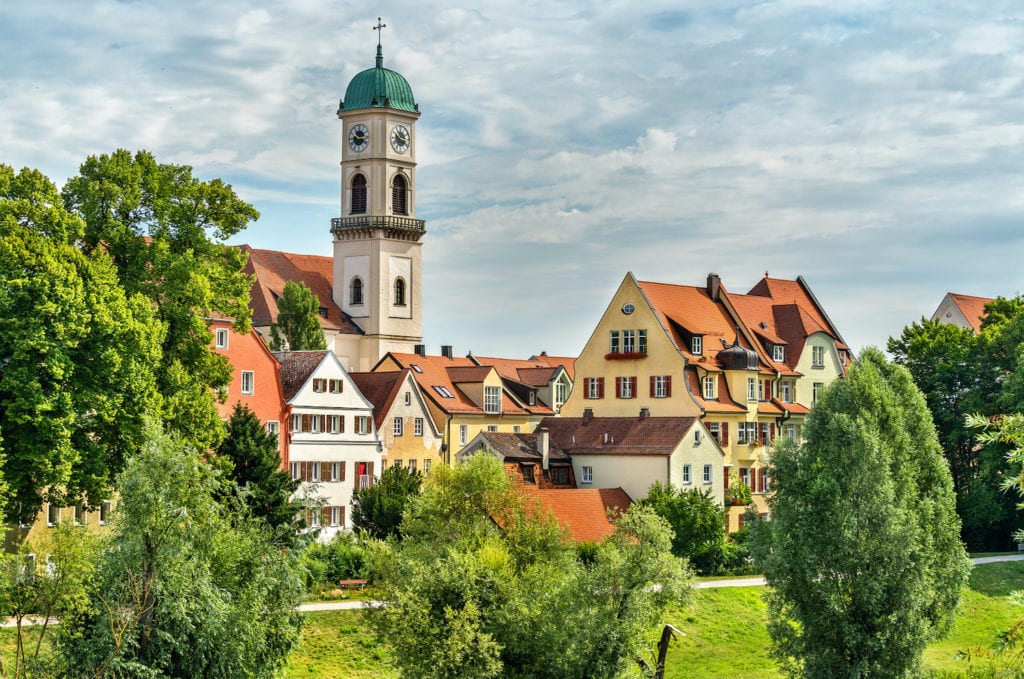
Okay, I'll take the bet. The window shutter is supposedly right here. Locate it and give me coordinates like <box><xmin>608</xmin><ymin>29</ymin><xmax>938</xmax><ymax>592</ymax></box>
<box><xmin>666</xmin><ymin>376</ymin><xmax>672</xmax><ymax>397</ymax></box>
<box><xmin>770</xmin><ymin>423</ymin><xmax>776</xmax><ymax>439</ymax></box>
<box><xmin>339</xmin><ymin>416</ymin><xmax>345</xmax><ymax>433</ymax></box>
<box><xmin>302</xmin><ymin>414</ymin><xmax>311</xmax><ymax>432</ymax></box>
<box><xmin>368</xmin><ymin>461</ymin><xmax>375</xmax><ymax>486</ymax></box>
<box><xmin>723</xmin><ymin>468</ymin><xmax>729</xmax><ymax>491</ymax></box>
<box><xmin>322</xmin><ymin>507</ymin><xmax>331</xmax><ymax>526</ymax></box>
<box><xmin>721</xmin><ymin>422</ymin><xmax>729</xmax><ymax>446</ymax></box>
<box><xmin>597</xmin><ymin>377</ymin><xmax>605</xmax><ymax>399</ymax></box>
<box><xmin>340</xmin><ymin>506</ymin><xmax>346</xmax><ymax>527</ymax></box>
<box><xmin>738</xmin><ymin>513</ymin><xmax>746</xmax><ymax>529</ymax></box>
<box><xmin>340</xmin><ymin>461</ymin><xmax>346</xmax><ymax>482</ymax></box>
<box><xmin>758</xmin><ymin>468</ymin><xmax>765</xmax><ymax>493</ymax></box>
<box><xmin>615</xmin><ymin>377</ymin><xmax>623</xmax><ymax>398</ymax></box>
<box><xmin>649</xmin><ymin>376</ymin><xmax>656</xmax><ymax>397</ymax></box>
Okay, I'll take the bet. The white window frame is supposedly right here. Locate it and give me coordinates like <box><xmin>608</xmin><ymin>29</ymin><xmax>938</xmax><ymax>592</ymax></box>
<box><xmin>654</xmin><ymin>375</ymin><xmax>668</xmax><ymax>398</ymax></box>
<box><xmin>311</xmin><ymin>462</ymin><xmax>321</xmax><ymax>482</ymax></box>
<box><xmin>513</xmin><ymin>425</ymin><xmax>521</xmax><ymax>433</ymax></box>
<box><xmin>290</xmin><ymin>462</ymin><xmax>299</xmax><ymax>481</ymax></box>
<box><xmin>329</xmin><ymin>379</ymin><xmax>343</xmax><ymax>394</ymax></box>
<box><xmin>682</xmin><ymin>464</ymin><xmax>692</xmax><ymax>485</ymax></box>
<box><xmin>266</xmin><ymin>420</ymin><xmax>279</xmax><ymax>437</ymax></box>
<box><xmin>622</xmin><ymin>329</ymin><xmax>636</xmax><ymax>353</ymax></box>
<box><xmin>487</xmin><ymin>425</ymin><xmax>498</xmax><ymax>433</ymax></box>
<box><xmin>708</xmin><ymin>422</ymin><xmax>721</xmax><ymax>443</ymax></box>
<box><xmin>331</xmin><ymin>462</ymin><xmax>341</xmax><ymax>482</ymax></box>
<box><xmin>781</xmin><ymin>381</ymin><xmax>793</xmax><ymax>403</ymax></box>
<box><xmin>703</xmin><ymin>464</ymin><xmax>712</xmax><ymax>484</ymax></box>
<box><xmin>291</xmin><ymin>413</ymin><xmax>302</xmax><ymax>432</ymax></box>
<box><xmin>581</xmin><ymin>466</ymin><xmax>593</xmax><ymax>484</ymax></box>
<box><xmin>703</xmin><ymin>376</ymin><xmax>717</xmax><ymax>399</ymax></box>
<box><xmin>484</xmin><ymin>386</ymin><xmax>502</xmax><ymax>414</ymax></box>
<box><xmin>773</xmin><ymin>345</ymin><xmax>785</xmax><ymax>362</ymax></box>
<box><xmin>459</xmin><ymin>424</ymin><xmax>468</xmax><ymax>445</ymax></box>
<box><xmin>100</xmin><ymin>500</ymin><xmax>112</xmax><ymax>526</ymax></box>
<box><xmin>355</xmin><ymin>416</ymin><xmax>371</xmax><ymax>434</ymax></box>
<box><xmin>414</xmin><ymin>417</ymin><xmax>423</xmax><ymax>437</ymax></box>
<box><xmin>587</xmin><ymin>378</ymin><xmax>602</xmax><ymax>400</ymax></box>
<box><xmin>813</xmin><ymin>382</ymin><xmax>823</xmax><ymax>404</ymax></box>
<box><xmin>812</xmin><ymin>345</ymin><xmax>825</xmax><ymax>368</ymax></box>
<box><xmin>554</xmin><ymin>380</ymin><xmax>568</xmax><ymax>408</ymax></box>
<box><xmin>609</xmin><ymin>330</ymin><xmax>620</xmax><ymax>354</ymax></box>
<box><xmin>241</xmin><ymin>370</ymin><xmax>254</xmax><ymax>395</ymax></box>
<box><xmin>215</xmin><ymin>328</ymin><xmax>228</xmax><ymax>349</ymax></box>
<box><xmin>393</xmin><ymin>417</ymin><xmax>404</xmax><ymax>436</ymax></box>
<box><xmin>330</xmin><ymin>506</ymin><xmax>341</xmax><ymax>526</ymax></box>
<box><xmin>619</xmin><ymin>376</ymin><xmax>635</xmax><ymax>399</ymax></box>
<box><xmin>691</xmin><ymin>336</ymin><xmax>702</xmax><ymax>356</ymax></box>
<box><xmin>747</xmin><ymin>377</ymin><xmax>756</xmax><ymax>401</ymax></box>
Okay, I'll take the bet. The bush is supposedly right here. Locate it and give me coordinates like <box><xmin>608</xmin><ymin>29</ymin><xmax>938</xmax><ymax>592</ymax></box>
<box><xmin>302</xmin><ymin>532</ymin><xmax>368</xmax><ymax>589</ymax></box>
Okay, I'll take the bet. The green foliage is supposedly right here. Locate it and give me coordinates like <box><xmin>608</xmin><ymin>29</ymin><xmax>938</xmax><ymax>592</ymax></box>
<box><xmin>641</xmin><ymin>482</ymin><xmax>727</xmax><ymax>574</ymax></box>
<box><xmin>301</xmin><ymin>533</ymin><xmax>368</xmax><ymax>589</ymax></box>
<box><xmin>216</xmin><ymin>403</ymin><xmax>303</xmax><ymax>546</ymax></box>
<box><xmin>365</xmin><ymin>455</ymin><xmax>690</xmax><ymax>679</ymax></box>
<box><xmin>752</xmin><ymin>348</ymin><xmax>970</xmax><ymax>679</ymax></box>
<box><xmin>888</xmin><ymin>317</ymin><xmax>1022</xmax><ymax>550</ymax></box>
<box><xmin>0</xmin><ymin>169</ymin><xmax>163</xmax><ymax>522</ymax></box>
<box><xmin>59</xmin><ymin>425</ymin><xmax>304</xmax><ymax>678</ymax></box>
<box><xmin>62</xmin><ymin>149</ymin><xmax>258</xmax><ymax>449</ymax></box>
<box><xmin>270</xmin><ymin>280</ymin><xmax>327</xmax><ymax>351</ymax></box>
<box><xmin>351</xmin><ymin>464</ymin><xmax>422</xmax><ymax>539</ymax></box>
<box><xmin>725</xmin><ymin>468</ymin><xmax>752</xmax><ymax>506</ymax></box>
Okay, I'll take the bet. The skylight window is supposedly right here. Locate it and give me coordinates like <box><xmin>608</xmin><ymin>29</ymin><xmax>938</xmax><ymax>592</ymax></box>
<box><xmin>432</xmin><ymin>385</ymin><xmax>454</xmax><ymax>398</ymax></box>
<box><xmin>411</xmin><ymin>364</ymin><xmax>423</xmax><ymax>373</ymax></box>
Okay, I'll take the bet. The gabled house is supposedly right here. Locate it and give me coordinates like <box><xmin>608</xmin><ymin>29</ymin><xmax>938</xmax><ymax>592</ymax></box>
<box><xmin>469</xmin><ymin>354</ymin><xmax>574</xmax><ymax>414</ymax></box>
<box><xmin>561</xmin><ymin>272</ymin><xmax>849</xmax><ymax>529</ymax></box>
<box><xmin>350</xmin><ymin>369</ymin><xmax>443</xmax><ymax>474</ymax></box>
<box><xmin>456</xmin><ymin>429</ymin><xmax>576</xmax><ymax>488</ymax></box>
<box><xmin>373</xmin><ymin>348</ymin><xmax>557</xmax><ymax>462</ymax></box>
<box><xmin>276</xmin><ymin>350</ymin><xmax>381</xmax><ymax>538</ymax></box>
<box><xmin>209</xmin><ymin>318</ymin><xmax>289</xmax><ymax>465</ymax></box>
<box><xmin>931</xmin><ymin>292</ymin><xmax>996</xmax><ymax>334</ymax></box>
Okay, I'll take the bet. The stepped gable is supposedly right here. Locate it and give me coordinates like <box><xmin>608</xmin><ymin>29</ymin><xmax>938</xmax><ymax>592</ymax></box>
<box><xmin>274</xmin><ymin>350</ymin><xmax>328</xmax><ymax>401</ymax></box>
<box><xmin>241</xmin><ymin>245</ymin><xmax>363</xmax><ymax>335</ymax></box>
<box><xmin>350</xmin><ymin>370</ymin><xmax>406</xmax><ymax>428</ymax></box>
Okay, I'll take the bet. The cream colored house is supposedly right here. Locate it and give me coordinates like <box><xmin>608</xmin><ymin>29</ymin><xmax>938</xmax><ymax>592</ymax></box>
<box><xmin>351</xmin><ymin>369</ymin><xmax>443</xmax><ymax>474</ymax></box>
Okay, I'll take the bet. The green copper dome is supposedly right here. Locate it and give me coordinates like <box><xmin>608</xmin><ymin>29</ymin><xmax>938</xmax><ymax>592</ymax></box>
<box><xmin>339</xmin><ymin>46</ymin><xmax>418</xmax><ymax>113</ymax></box>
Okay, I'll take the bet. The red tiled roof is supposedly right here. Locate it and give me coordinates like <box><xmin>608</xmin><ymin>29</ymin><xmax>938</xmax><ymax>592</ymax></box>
<box><xmin>447</xmin><ymin>366</ymin><xmax>494</xmax><ymax>383</ymax></box>
<box><xmin>241</xmin><ymin>245</ymin><xmax>363</xmax><ymax>336</ymax></box>
<box><xmin>350</xmin><ymin>370</ymin><xmax>407</xmax><ymax>428</ymax></box>
<box><xmin>274</xmin><ymin>350</ymin><xmax>328</xmax><ymax>401</ymax></box>
<box><xmin>746</xmin><ymin>276</ymin><xmax>848</xmax><ymax>351</ymax></box>
<box><xmin>949</xmin><ymin>293</ymin><xmax>995</xmax><ymax>333</ymax></box>
<box><xmin>538</xmin><ymin>416</ymin><xmax>697</xmax><ymax>456</ymax></box>
<box><xmin>518</xmin><ymin>487</ymin><xmax>632</xmax><ymax>543</ymax></box>
<box><xmin>477</xmin><ymin>354</ymin><xmax>576</xmax><ymax>383</ymax></box>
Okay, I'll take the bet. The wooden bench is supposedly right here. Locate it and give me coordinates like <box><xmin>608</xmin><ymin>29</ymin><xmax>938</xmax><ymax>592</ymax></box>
<box><xmin>338</xmin><ymin>579</ymin><xmax>368</xmax><ymax>590</ymax></box>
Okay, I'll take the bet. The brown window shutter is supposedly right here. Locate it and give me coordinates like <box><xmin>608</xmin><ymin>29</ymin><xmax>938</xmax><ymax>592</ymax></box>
<box><xmin>649</xmin><ymin>376</ymin><xmax>656</xmax><ymax>397</ymax></box>
<box><xmin>368</xmin><ymin>461</ymin><xmax>375</xmax><ymax>486</ymax></box>
<box><xmin>666</xmin><ymin>376</ymin><xmax>672</xmax><ymax>397</ymax></box>
<box><xmin>340</xmin><ymin>461</ymin><xmax>346</xmax><ymax>482</ymax></box>
<box><xmin>340</xmin><ymin>506</ymin><xmax>346</xmax><ymax>527</ymax></box>
<box><xmin>615</xmin><ymin>377</ymin><xmax>622</xmax><ymax>398</ymax></box>
<box><xmin>770</xmin><ymin>423</ymin><xmax>776</xmax><ymax>439</ymax></box>
<box><xmin>721</xmin><ymin>422</ymin><xmax>729</xmax><ymax>446</ymax></box>
<box><xmin>758</xmin><ymin>468</ymin><xmax>765</xmax><ymax>493</ymax></box>
<box><xmin>738</xmin><ymin>513</ymin><xmax>746</xmax><ymax>529</ymax></box>
<box><xmin>320</xmin><ymin>415</ymin><xmax>327</xmax><ymax>432</ymax></box>
<box><xmin>598</xmin><ymin>377</ymin><xmax>605</xmax><ymax>399</ymax></box>
<box><xmin>302</xmin><ymin>414</ymin><xmax>311</xmax><ymax>432</ymax></box>
<box><xmin>339</xmin><ymin>416</ymin><xmax>345</xmax><ymax>433</ymax></box>
<box><xmin>322</xmin><ymin>507</ymin><xmax>331</xmax><ymax>525</ymax></box>
<box><xmin>723</xmin><ymin>467</ymin><xmax>729</xmax><ymax>491</ymax></box>
<box><xmin>630</xmin><ymin>377</ymin><xmax>637</xmax><ymax>399</ymax></box>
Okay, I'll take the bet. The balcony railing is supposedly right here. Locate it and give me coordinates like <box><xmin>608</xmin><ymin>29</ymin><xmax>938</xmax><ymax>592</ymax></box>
<box><xmin>331</xmin><ymin>215</ymin><xmax>426</xmax><ymax>235</ymax></box>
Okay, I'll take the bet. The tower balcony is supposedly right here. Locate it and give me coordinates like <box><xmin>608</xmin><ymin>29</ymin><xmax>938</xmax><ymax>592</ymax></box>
<box><xmin>331</xmin><ymin>215</ymin><xmax>426</xmax><ymax>242</ymax></box>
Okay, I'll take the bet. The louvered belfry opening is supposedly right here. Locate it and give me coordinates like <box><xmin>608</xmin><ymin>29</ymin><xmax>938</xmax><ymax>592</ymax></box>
<box><xmin>392</xmin><ymin>174</ymin><xmax>407</xmax><ymax>215</ymax></box>
<box><xmin>351</xmin><ymin>174</ymin><xmax>367</xmax><ymax>214</ymax></box>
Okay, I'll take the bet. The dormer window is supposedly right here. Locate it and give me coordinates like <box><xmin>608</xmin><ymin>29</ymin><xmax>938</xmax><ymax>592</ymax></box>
<box><xmin>484</xmin><ymin>386</ymin><xmax>502</xmax><ymax>414</ymax></box>
<box><xmin>773</xmin><ymin>345</ymin><xmax>785</xmax><ymax>362</ymax></box>
<box><xmin>703</xmin><ymin>376</ymin><xmax>717</xmax><ymax>400</ymax></box>
<box><xmin>691</xmin><ymin>336</ymin><xmax>703</xmax><ymax>356</ymax></box>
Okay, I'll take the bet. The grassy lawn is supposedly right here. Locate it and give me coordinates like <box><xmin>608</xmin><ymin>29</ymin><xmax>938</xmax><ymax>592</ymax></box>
<box><xmin>282</xmin><ymin>561</ymin><xmax>1024</xmax><ymax>679</ymax></box>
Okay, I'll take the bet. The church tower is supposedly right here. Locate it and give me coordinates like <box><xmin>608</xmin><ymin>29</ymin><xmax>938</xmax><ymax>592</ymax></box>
<box><xmin>332</xmin><ymin>24</ymin><xmax>424</xmax><ymax>369</ymax></box>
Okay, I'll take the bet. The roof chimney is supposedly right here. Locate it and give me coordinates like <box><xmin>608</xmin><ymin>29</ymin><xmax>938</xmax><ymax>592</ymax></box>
<box><xmin>707</xmin><ymin>273</ymin><xmax>721</xmax><ymax>302</ymax></box>
<box><xmin>441</xmin><ymin>345</ymin><xmax>453</xmax><ymax>359</ymax></box>
<box><xmin>414</xmin><ymin>344</ymin><xmax>427</xmax><ymax>357</ymax></box>
<box><xmin>583</xmin><ymin>407</ymin><xmax>593</xmax><ymax>423</ymax></box>
<box><xmin>639</xmin><ymin>407</ymin><xmax>650</xmax><ymax>420</ymax></box>
<box><xmin>537</xmin><ymin>427</ymin><xmax>550</xmax><ymax>470</ymax></box>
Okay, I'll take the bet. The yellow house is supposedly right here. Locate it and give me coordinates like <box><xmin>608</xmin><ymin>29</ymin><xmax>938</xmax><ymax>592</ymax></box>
<box><xmin>373</xmin><ymin>349</ymin><xmax>558</xmax><ymax>463</ymax></box>
<box><xmin>562</xmin><ymin>272</ymin><xmax>851</xmax><ymax>530</ymax></box>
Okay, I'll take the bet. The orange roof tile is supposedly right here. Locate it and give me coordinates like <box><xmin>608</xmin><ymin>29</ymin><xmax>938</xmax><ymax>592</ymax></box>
<box><xmin>518</xmin><ymin>487</ymin><xmax>632</xmax><ymax>543</ymax></box>
<box><xmin>948</xmin><ymin>293</ymin><xmax>995</xmax><ymax>333</ymax></box>
<box><xmin>241</xmin><ymin>245</ymin><xmax>363</xmax><ymax>336</ymax></box>
<box><xmin>350</xmin><ymin>370</ymin><xmax>407</xmax><ymax>429</ymax></box>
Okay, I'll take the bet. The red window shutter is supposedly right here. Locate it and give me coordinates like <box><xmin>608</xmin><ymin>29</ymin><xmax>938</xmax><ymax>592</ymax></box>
<box><xmin>758</xmin><ymin>468</ymin><xmax>765</xmax><ymax>493</ymax></box>
<box><xmin>723</xmin><ymin>467</ymin><xmax>729</xmax><ymax>490</ymax></box>
<box><xmin>598</xmin><ymin>377</ymin><xmax>605</xmax><ymax>399</ymax></box>
<box><xmin>666</xmin><ymin>376</ymin><xmax>672</xmax><ymax>397</ymax></box>
<box><xmin>615</xmin><ymin>377</ymin><xmax>623</xmax><ymax>398</ymax></box>
<box><xmin>721</xmin><ymin>422</ymin><xmax>729</xmax><ymax>446</ymax></box>
<box><xmin>770</xmin><ymin>423</ymin><xmax>776</xmax><ymax>439</ymax></box>
<box><xmin>650</xmin><ymin>376</ymin><xmax>656</xmax><ymax>397</ymax></box>
<box><xmin>630</xmin><ymin>377</ymin><xmax>637</xmax><ymax>399</ymax></box>
<box><xmin>322</xmin><ymin>507</ymin><xmax>331</xmax><ymax>525</ymax></box>
<box><xmin>339</xmin><ymin>416</ymin><xmax>345</xmax><ymax>433</ymax></box>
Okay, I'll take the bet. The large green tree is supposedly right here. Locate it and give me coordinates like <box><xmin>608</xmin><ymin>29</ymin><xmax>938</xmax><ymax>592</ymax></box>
<box><xmin>640</xmin><ymin>482</ymin><xmax>726</xmax><ymax>575</ymax></box>
<box><xmin>367</xmin><ymin>455</ymin><xmax>690</xmax><ymax>679</ymax></box>
<box><xmin>351</xmin><ymin>463</ymin><xmax>422</xmax><ymax>539</ymax></box>
<box><xmin>0</xmin><ymin>165</ymin><xmax>163</xmax><ymax>523</ymax></box>
<box><xmin>215</xmin><ymin>403</ymin><xmax>303</xmax><ymax>546</ymax></box>
<box><xmin>269</xmin><ymin>280</ymin><xmax>327</xmax><ymax>351</ymax></box>
<box><xmin>60</xmin><ymin>425</ymin><xmax>304</xmax><ymax>678</ymax></box>
<box><xmin>752</xmin><ymin>349</ymin><xmax>969</xmax><ymax>678</ymax></box>
<box><xmin>61</xmin><ymin>149</ymin><xmax>258</xmax><ymax>449</ymax></box>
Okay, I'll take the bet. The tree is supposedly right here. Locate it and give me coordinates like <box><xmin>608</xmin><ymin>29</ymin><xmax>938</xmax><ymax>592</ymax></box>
<box><xmin>59</xmin><ymin>425</ymin><xmax>304</xmax><ymax>678</ymax></box>
<box><xmin>0</xmin><ymin>166</ymin><xmax>163</xmax><ymax>523</ymax></box>
<box><xmin>351</xmin><ymin>463</ymin><xmax>422</xmax><ymax>539</ymax></box>
<box><xmin>62</xmin><ymin>149</ymin><xmax>258</xmax><ymax>449</ymax></box>
<box><xmin>640</xmin><ymin>482</ymin><xmax>726</xmax><ymax>575</ymax></box>
<box><xmin>751</xmin><ymin>349</ymin><xmax>970</xmax><ymax>678</ymax></box>
<box><xmin>366</xmin><ymin>455</ymin><xmax>690</xmax><ymax>679</ymax></box>
<box><xmin>269</xmin><ymin>280</ymin><xmax>327</xmax><ymax>351</ymax></box>
<box><xmin>215</xmin><ymin>403</ymin><xmax>303</xmax><ymax>546</ymax></box>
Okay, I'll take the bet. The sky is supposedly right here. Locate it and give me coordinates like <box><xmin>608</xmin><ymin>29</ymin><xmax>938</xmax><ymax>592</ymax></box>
<box><xmin>3</xmin><ymin>1</ymin><xmax>1023</xmax><ymax>359</ymax></box>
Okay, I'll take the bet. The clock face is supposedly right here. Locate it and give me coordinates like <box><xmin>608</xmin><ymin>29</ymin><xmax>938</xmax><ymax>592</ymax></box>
<box><xmin>390</xmin><ymin>124</ymin><xmax>411</xmax><ymax>153</ymax></box>
<box><xmin>348</xmin><ymin>124</ymin><xmax>369</xmax><ymax>152</ymax></box>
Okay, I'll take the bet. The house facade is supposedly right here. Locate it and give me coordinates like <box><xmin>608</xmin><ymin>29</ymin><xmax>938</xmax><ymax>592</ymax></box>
<box><xmin>931</xmin><ymin>292</ymin><xmax>995</xmax><ymax>334</ymax></box>
<box><xmin>276</xmin><ymin>350</ymin><xmax>381</xmax><ymax>538</ymax></box>
<box><xmin>562</xmin><ymin>272</ymin><xmax>849</xmax><ymax>529</ymax></box>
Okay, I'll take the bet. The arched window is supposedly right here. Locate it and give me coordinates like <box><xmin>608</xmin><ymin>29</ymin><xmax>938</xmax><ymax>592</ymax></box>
<box><xmin>394</xmin><ymin>277</ymin><xmax>406</xmax><ymax>306</ymax></box>
<box><xmin>392</xmin><ymin>174</ymin><xmax>407</xmax><ymax>215</ymax></box>
<box><xmin>350</xmin><ymin>277</ymin><xmax>363</xmax><ymax>306</ymax></box>
<box><xmin>351</xmin><ymin>174</ymin><xmax>367</xmax><ymax>214</ymax></box>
